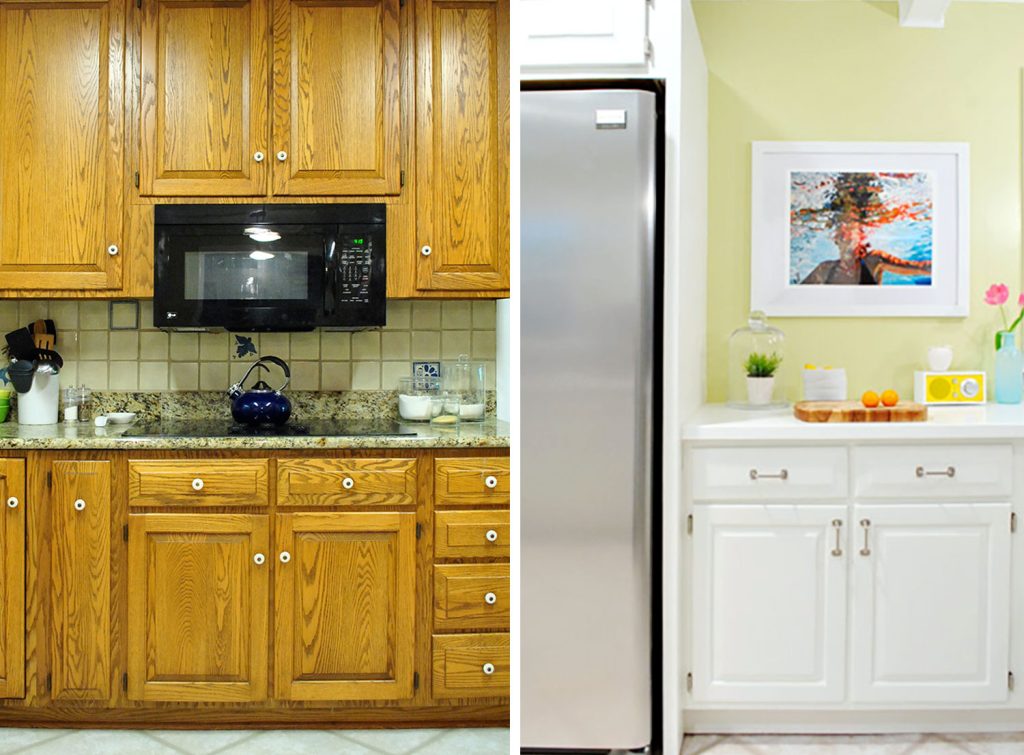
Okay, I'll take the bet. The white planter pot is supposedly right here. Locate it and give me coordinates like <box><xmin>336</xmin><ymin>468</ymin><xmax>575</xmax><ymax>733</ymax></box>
<box><xmin>746</xmin><ymin>376</ymin><xmax>775</xmax><ymax>406</ymax></box>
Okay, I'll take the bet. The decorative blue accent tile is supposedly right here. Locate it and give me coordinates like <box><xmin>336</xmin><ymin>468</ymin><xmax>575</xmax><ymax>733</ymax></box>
<box><xmin>412</xmin><ymin>361</ymin><xmax>440</xmax><ymax>378</ymax></box>
<box><xmin>234</xmin><ymin>335</ymin><xmax>257</xmax><ymax>359</ymax></box>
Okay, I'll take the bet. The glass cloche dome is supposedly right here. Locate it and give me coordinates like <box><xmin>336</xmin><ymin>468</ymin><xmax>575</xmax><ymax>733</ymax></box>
<box><xmin>727</xmin><ymin>311</ymin><xmax>787</xmax><ymax>409</ymax></box>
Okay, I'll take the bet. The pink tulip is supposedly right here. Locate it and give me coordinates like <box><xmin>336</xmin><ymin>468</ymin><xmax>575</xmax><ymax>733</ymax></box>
<box><xmin>986</xmin><ymin>283</ymin><xmax>1009</xmax><ymax>306</ymax></box>
<box><xmin>1017</xmin><ymin>292</ymin><xmax>1024</xmax><ymax>308</ymax></box>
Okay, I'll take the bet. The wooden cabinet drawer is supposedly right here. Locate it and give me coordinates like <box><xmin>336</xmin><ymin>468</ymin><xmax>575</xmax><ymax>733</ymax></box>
<box><xmin>435</xmin><ymin>510</ymin><xmax>509</xmax><ymax>560</ymax></box>
<box><xmin>691</xmin><ymin>447</ymin><xmax>847</xmax><ymax>501</ymax></box>
<box><xmin>853</xmin><ymin>445</ymin><xmax>1013</xmax><ymax>500</ymax></box>
<box><xmin>432</xmin><ymin>633</ymin><xmax>509</xmax><ymax>699</ymax></box>
<box><xmin>128</xmin><ymin>460</ymin><xmax>270</xmax><ymax>506</ymax></box>
<box><xmin>434</xmin><ymin>564</ymin><xmax>509</xmax><ymax>631</ymax></box>
<box><xmin>277</xmin><ymin>458</ymin><xmax>416</xmax><ymax>507</ymax></box>
<box><xmin>435</xmin><ymin>457</ymin><xmax>510</xmax><ymax>507</ymax></box>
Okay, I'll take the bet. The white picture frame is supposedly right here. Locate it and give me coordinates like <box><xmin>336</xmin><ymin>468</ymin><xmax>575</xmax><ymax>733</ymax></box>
<box><xmin>750</xmin><ymin>141</ymin><xmax>970</xmax><ymax>317</ymax></box>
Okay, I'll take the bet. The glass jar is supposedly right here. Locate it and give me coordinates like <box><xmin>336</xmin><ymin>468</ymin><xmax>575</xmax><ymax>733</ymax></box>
<box><xmin>443</xmin><ymin>354</ymin><xmax>486</xmax><ymax>422</ymax></box>
<box><xmin>430</xmin><ymin>391</ymin><xmax>461</xmax><ymax>428</ymax></box>
<box><xmin>397</xmin><ymin>376</ymin><xmax>441</xmax><ymax>422</ymax></box>
<box><xmin>727</xmin><ymin>311</ymin><xmax>787</xmax><ymax>409</ymax></box>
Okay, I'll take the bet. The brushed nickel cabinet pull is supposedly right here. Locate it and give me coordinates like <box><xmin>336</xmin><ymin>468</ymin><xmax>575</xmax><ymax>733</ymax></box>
<box><xmin>916</xmin><ymin>465</ymin><xmax>955</xmax><ymax>478</ymax></box>
<box><xmin>749</xmin><ymin>468</ymin><xmax>788</xmax><ymax>481</ymax></box>
<box><xmin>859</xmin><ymin>519</ymin><xmax>871</xmax><ymax>556</ymax></box>
<box><xmin>831</xmin><ymin>519</ymin><xmax>843</xmax><ymax>557</ymax></box>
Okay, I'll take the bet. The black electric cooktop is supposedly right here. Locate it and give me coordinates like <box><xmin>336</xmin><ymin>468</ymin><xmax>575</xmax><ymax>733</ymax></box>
<box><xmin>120</xmin><ymin>419</ymin><xmax>416</xmax><ymax>438</ymax></box>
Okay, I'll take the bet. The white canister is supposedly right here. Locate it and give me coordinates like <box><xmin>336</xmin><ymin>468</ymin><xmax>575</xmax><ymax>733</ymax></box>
<box><xmin>18</xmin><ymin>370</ymin><xmax>59</xmax><ymax>425</ymax></box>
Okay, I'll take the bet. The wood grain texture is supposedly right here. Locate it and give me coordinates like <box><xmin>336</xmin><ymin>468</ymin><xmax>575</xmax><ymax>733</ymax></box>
<box><xmin>139</xmin><ymin>0</ymin><xmax>269</xmax><ymax>196</ymax></box>
<box><xmin>794</xmin><ymin>401</ymin><xmax>928</xmax><ymax>423</ymax></box>
<box><xmin>50</xmin><ymin>460</ymin><xmax>111</xmax><ymax>702</ymax></box>
<box><xmin>128</xmin><ymin>459</ymin><xmax>270</xmax><ymax>506</ymax></box>
<box><xmin>0</xmin><ymin>460</ymin><xmax>24</xmax><ymax>699</ymax></box>
<box><xmin>431</xmin><ymin>632</ymin><xmax>507</xmax><ymax>699</ymax></box>
<box><xmin>0</xmin><ymin>0</ymin><xmax>124</xmax><ymax>290</ymax></box>
<box><xmin>127</xmin><ymin>512</ymin><xmax>270</xmax><ymax>702</ymax></box>
<box><xmin>272</xmin><ymin>0</ymin><xmax>400</xmax><ymax>195</ymax></box>
<box><xmin>433</xmin><ymin>509</ymin><xmax>508</xmax><ymax>560</ymax></box>
<box><xmin>277</xmin><ymin>458</ymin><xmax>417</xmax><ymax>507</ymax></box>
<box><xmin>433</xmin><ymin>564</ymin><xmax>507</xmax><ymax>631</ymax></box>
<box><xmin>275</xmin><ymin>511</ymin><xmax>415</xmax><ymax>701</ymax></box>
<box><xmin>414</xmin><ymin>0</ymin><xmax>509</xmax><ymax>292</ymax></box>
<box><xmin>434</xmin><ymin>456</ymin><xmax>508</xmax><ymax>507</ymax></box>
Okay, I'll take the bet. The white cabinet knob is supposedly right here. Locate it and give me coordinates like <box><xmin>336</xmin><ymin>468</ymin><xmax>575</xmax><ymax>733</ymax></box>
<box><xmin>279</xmin><ymin>551</ymin><xmax>291</xmax><ymax>563</ymax></box>
<box><xmin>73</xmin><ymin>499</ymin><xmax>86</xmax><ymax>511</ymax></box>
<box><xmin>192</xmin><ymin>478</ymin><xmax>204</xmax><ymax>491</ymax></box>
<box><xmin>253</xmin><ymin>151</ymin><xmax>265</xmax><ymax>162</ymax></box>
<box><xmin>6</xmin><ymin>497</ymin><xmax>17</xmax><ymax>509</ymax></box>
<box><xmin>482</xmin><ymin>663</ymin><xmax>495</xmax><ymax>675</ymax></box>
<box><xmin>484</xmin><ymin>475</ymin><xmax>498</xmax><ymax>489</ymax></box>
<box><xmin>484</xmin><ymin>592</ymin><xmax>497</xmax><ymax>605</ymax></box>
<box><xmin>276</xmin><ymin>150</ymin><xmax>288</xmax><ymax>161</ymax></box>
<box><xmin>485</xmin><ymin>529</ymin><xmax>498</xmax><ymax>543</ymax></box>
<box><xmin>107</xmin><ymin>244</ymin><xmax>119</xmax><ymax>256</ymax></box>
<box><xmin>253</xmin><ymin>553</ymin><xmax>266</xmax><ymax>565</ymax></box>
<box><xmin>342</xmin><ymin>477</ymin><xmax>355</xmax><ymax>490</ymax></box>
<box><xmin>420</xmin><ymin>245</ymin><xmax>432</xmax><ymax>257</ymax></box>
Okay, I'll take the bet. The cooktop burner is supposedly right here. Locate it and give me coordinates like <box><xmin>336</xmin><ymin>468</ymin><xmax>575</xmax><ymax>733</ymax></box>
<box><xmin>120</xmin><ymin>419</ymin><xmax>416</xmax><ymax>438</ymax></box>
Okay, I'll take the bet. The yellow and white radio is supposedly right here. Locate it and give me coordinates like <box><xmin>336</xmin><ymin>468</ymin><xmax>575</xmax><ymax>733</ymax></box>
<box><xmin>914</xmin><ymin>371</ymin><xmax>986</xmax><ymax>405</ymax></box>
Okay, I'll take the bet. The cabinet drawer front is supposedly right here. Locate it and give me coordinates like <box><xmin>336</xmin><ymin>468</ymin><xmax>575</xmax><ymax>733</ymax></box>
<box><xmin>435</xmin><ymin>510</ymin><xmax>509</xmax><ymax>560</ymax></box>
<box><xmin>853</xmin><ymin>445</ymin><xmax>1013</xmax><ymax>499</ymax></box>
<box><xmin>129</xmin><ymin>460</ymin><xmax>269</xmax><ymax>506</ymax></box>
<box><xmin>434</xmin><ymin>564</ymin><xmax>509</xmax><ymax>630</ymax></box>
<box><xmin>277</xmin><ymin>458</ymin><xmax>416</xmax><ymax>506</ymax></box>
<box><xmin>691</xmin><ymin>447</ymin><xmax>847</xmax><ymax>501</ymax></box>
<box><xmin>435</xmin><ymin>457</ymin><xmax>510</xmax><ymax>506</ymax></box>
<box><xmin>432</xmin><ymin>633</ymin><xmax>509</xmax><ymax>699</ymax></box>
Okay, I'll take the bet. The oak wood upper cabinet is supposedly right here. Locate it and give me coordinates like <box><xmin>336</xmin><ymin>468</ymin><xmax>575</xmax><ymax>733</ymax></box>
<box><xmin>0</xmin><ymin>459</ymin><xmax>25</xmax><ymax>699</ymax></box>
<box><xmin>271</xmin><ymin>0</ymin><xmax>401</xmax><ymax>196</ymax></box>
<box><xmin>274</xmin><ymin>512</ymin><xmax>416</xmax><ymax>700</ymax></box>
<box><xmin>0</xmin><ymin>0</ymin><xmax>125</xmax><ymax>290</ymax></box>
<box><xmin>127</xmin><ymin>513</ymin><xmax>270</xmax><ymax>702</ymax></box>
<box><xmin>415</xmin><ymin>0</ymin><xmax>509</xmax><ymax>292</ymax></box>
<box><xmin>139</xmin><ymin>0</ymin><xmax>270</xmax><ymax>196</ymax></box>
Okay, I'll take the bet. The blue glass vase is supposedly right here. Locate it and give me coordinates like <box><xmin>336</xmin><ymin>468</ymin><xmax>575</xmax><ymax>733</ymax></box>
<box><xmin>994</xmin><ymin>330</ymin><xmax>1023</xmax><ymax>404</ymax></box>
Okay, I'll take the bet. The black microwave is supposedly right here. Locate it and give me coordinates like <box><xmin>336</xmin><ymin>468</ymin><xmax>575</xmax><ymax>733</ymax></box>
<box><xmin>153</xmin><ymin>204</ymin><xmax>386</xmax><ymax>331</ymax></box>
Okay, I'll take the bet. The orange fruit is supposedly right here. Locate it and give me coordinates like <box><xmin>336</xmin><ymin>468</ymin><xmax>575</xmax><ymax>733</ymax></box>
<box><xmin>861</xmin><ymin>390</ymin><xmax>880</xmax><ymax>408</ymax></box>
<box><xmin>881</xmin><ymin>389</ymin><xmax>899</xmax><ymax>407</ymax></box>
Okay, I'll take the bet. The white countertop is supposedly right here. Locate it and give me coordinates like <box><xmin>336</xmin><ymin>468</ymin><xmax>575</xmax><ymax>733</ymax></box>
<box><xmin>684</xmin><ymin>404</ymin><xmax>1024</xmax><ymax>442</ymax></box>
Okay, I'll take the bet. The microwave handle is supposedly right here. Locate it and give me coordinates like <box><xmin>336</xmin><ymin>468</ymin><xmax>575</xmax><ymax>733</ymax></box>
<box><xmin>324</xmin><ymin>236</ymin><xmax>338</xmax><ymax>316</ymax></box>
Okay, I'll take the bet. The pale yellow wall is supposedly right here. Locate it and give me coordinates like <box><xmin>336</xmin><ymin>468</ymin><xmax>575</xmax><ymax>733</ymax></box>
<box><xmin>694</xmin><ymin>0</ymin><xmax>1024</xmax><ymax>402</ymax></box>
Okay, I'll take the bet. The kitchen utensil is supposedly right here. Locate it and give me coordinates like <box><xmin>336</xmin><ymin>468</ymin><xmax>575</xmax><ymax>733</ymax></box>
<box><xmin>4</xmin><ymin>328</ymin><xmax>37</xmax><ymax>361</ymax></box>
<box><xmin>794</xmin><ymin>400</ymin><xmax>928</xmax><ymax>423</ymax></box>
<box><xmin>228</xmin><ymin>355</ymin><xmax>292</xmax><ymax>426</ymax></box>
<box><xmin>928</xmin><ymin>345</ymin><xmax>954</xmax><ymax>372</ymax></box>
<box><xmin>106</xmin><ymin>412</ymin><xmax>137</xmax><ymax>424</ymax></box>
<box><xmin>7</xmin><ymin>360</ymin><xmax>35</xmax><ymax>393</ymax></box>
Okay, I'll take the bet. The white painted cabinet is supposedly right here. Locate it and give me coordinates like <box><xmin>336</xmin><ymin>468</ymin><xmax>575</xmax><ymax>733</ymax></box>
<box><xmin>519</xmin><ymin>0</ymin><xmax>648</xmax><ymax>69</ymax></box>
<box><xmin>691</xmin><ymin>504</ymin><xmax>848</xmax><ymax>703</ymax></box>
<box><xmin>851</xmin><ymin>503</ymin><xmax>1011</xmax><ymax>704</ymax></box>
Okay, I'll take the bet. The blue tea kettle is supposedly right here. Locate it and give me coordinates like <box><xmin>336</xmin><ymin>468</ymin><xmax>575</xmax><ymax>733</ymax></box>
<box><xmin>228</xmin><ymin>355</ymin><xmax>292</xmax><ymax>426</ymax></box>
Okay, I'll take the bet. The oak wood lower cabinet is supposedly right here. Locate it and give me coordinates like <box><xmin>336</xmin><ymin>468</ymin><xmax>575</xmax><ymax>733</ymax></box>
<box><xmin>0</xmin><ymin>459</ymin><xmax>25</xmax><ymax>699</ymax></box>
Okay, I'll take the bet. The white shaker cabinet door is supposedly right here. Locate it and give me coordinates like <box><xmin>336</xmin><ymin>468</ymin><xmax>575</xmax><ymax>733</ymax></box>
<box><xmin>851</xmin><ymin>503</ymin><xmax>1011</xmax><ymax>704</ymax></box>
<box><xmin>519</xmin><ymin>0</ymin><xmax>647</xmax><ymax>69</ymax></box>
<box><xmin>691</xmin><ymin>504</ymin><xmax>847</xmax><ymax>703</ymax></box>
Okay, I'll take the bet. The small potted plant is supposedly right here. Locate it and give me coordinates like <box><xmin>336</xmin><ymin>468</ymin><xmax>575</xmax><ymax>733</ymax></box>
<box><xmin>745</xmin><ymin>352</ymin><xmax>782</xmax><ymax>406</ymax></box>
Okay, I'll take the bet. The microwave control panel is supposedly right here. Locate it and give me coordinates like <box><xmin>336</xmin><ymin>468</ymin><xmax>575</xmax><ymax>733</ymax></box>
<box><xmin>336</xmin><ymin>235</ymin><xmax>375</xmax><ymax>304</ymax></box>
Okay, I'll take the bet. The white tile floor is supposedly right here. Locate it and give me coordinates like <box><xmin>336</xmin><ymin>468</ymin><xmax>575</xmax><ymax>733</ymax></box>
<box><xmin>682</xmin><ymin>733</ymin><xmax>1024</xmax><ymax>754</ymax></box>
<box><xmin>0</xmin><ymin>727</ymin><xmax>510</xmax><ymax>755</ymax></box>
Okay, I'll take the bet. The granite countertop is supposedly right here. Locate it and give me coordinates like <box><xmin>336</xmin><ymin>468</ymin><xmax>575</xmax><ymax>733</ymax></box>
<box><xmin>0</xmin><ymin>419</ymin><xmax>510</xmax><ymax>450</ymax></box>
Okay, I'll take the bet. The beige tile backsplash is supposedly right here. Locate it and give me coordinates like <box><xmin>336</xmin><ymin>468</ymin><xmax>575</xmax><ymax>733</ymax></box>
<box><xmin>0</xmin><ymin>299</ymin><xmax>497</xmax><ymax>393</ymax></box>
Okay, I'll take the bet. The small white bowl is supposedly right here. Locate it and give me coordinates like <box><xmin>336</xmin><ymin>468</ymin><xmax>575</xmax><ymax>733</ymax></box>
<box><xmin>106</xmin><ymin>412</ymin><xmax>137</xmax><ymax>424</ymax></box>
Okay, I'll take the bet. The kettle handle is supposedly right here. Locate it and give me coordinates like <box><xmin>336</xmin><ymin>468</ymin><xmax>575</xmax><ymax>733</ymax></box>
<box><xmin>259</xmin><ymin>355</ymin><xmax>291</xmax><ymax>392</ymax></box>
<box><xmin>228</xmin><ymin>355</ymin><xmax>291</xmax><ymax>399</ymax></box>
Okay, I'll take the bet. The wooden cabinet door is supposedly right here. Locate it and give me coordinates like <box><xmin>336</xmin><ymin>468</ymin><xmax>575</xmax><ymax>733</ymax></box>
<box><xmin>127</xmin><ymin>513</ymin><xmax>269</xmax><ymax>702</ymax></box>
<box><xmin>415</xmin><ymin>0</ymin><xmax>509</xmax><ymax>292</ymax></box>
<box><xmin>0</xmin><ymin>0</ymin><xmax>124</xmax><ymax>290</ymax></box>
<box><xmin>0</xmin><ymin>459</ymin><xmax>25</xmax><ymax>699</ymax></box>
<box><xmin>691</xmin><ymin>504</ymin><xmax>847</xmax><ymax>703</ymax></box>
<box><xmin>139</xmin><ymin>0</ymin><xmax>269</xmax><ymax>196</ymax></box>
<box><xmin>271</xmin><ymin>0</ymin><xmax>400</xmax><ymax>196</ymax></box>
<box><xmin>274</xmin><ymin>512</ymin><xmax>415</xmax><ymax>700</ymax></box>
<box><xmin>50</xmin><ymin>461</ymin><xmax>111</xmax><ymax>701</ymax></box>
<box><xmin>851</xmin><ymin>503</ymin><xmax>1011</xmax><ymax>704</ymax></box>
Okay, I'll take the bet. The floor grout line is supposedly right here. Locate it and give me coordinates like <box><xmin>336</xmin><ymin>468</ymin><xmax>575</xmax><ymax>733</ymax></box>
<box><xmin>2</xmin><ymin>731</ymin><xmax>76</xmax><ymax>755</ymax></box>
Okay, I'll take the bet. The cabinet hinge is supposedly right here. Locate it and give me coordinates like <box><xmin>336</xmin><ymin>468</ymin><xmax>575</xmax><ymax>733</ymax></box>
<box><xmin>134</xmin><ymin>171</ymin><xmax>140</xmax><ymax>188</ymax></box>
<box><xmin>400</xmin><ymin>169</ymin><xmax>405</xmax><ymax>187</ymax></box>
<box><xmin>1010</xmin><ymin>671</ymin><xmax>1016</xmax><ymax>691</ymax></box>
<box><xmin>413</xmin><ymin>671</ymin><xmax>419</xmax><ymax>690</ymax></box>
<box><xmin>686</xmin><ymin>514</ymin><xmax>693</xmax><ymax>535</ymax></box>
<box><xmin>136</xmin><ymin>0</ymin><xmax>141</xmax><ymax>9</ymax></box>
<box><xmin>46</xmin><ymin>471</ymin><xmax>52</xmax><ymax>488</ymax></box>
<box><xmin>46</xmin><ymin>673</ymin><xmax>52</xmax><ymax>692</ymax></box>
<box><xmin>122</xmin><ymin>672</ymin><xmax>128</xmax><ymax>692</ymax></box>
<box><xmin>686</xmin><ymin>672</ymin><xmax>692</xmax><ymax>692</ymax></box>
<box><xmin>416</xmin><ymin>523</ymin><xmax>422</xmax><ymax>540</ymax></box>
<box><xmin>400</xmin><ymin>0</ymin><xmax>405</xmax><ymax>7</ymax></box>
<box><xmin>123</xmin><ymin>524</ymin><xmax>129</xmax><ymax>542</ymax></box>
<box><xmin>1012</xmin><ymin>512</ymin><xmax>1017</xmax><ymax>533</ymax></box>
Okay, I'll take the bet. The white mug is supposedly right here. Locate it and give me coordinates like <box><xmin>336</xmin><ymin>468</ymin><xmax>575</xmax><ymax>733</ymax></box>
<box><xmin>927</xmin><ymin>345</ymin><xmax>954</xmax><ymax>372</ymax></box>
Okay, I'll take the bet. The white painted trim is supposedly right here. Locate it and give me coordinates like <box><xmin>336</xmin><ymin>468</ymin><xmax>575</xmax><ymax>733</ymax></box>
<box><xmin>899</xmin><ymin>0</ymin><xmax>953</xmax><ymax>26</ymax></box>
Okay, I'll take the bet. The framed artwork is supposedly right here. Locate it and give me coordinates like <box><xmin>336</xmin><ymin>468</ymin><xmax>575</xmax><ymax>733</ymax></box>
<box><xmin>750</xmin><ymin>142</ymin><xmax>970</xmax><ymax>317</ymax></box>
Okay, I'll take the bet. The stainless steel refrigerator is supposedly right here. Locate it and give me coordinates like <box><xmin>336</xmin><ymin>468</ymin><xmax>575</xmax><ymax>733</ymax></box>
<box><xmin>522</xmin><ymin>88</ymin><xmax>660</xmax><ymax>752</ymax></box>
